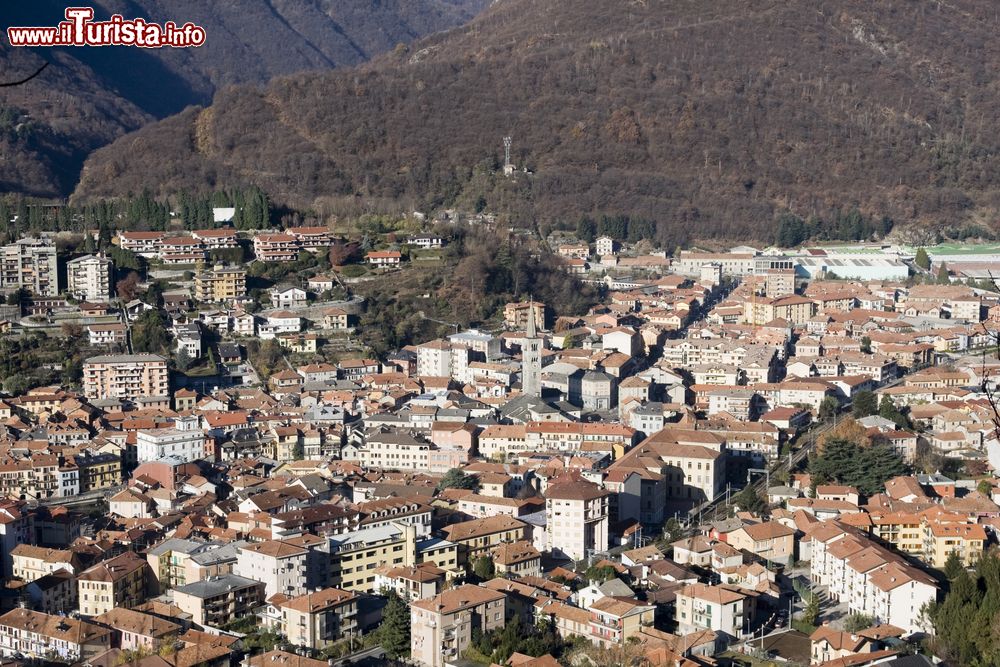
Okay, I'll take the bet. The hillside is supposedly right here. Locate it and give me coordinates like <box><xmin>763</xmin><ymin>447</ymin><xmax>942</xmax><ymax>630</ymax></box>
<box><xmin>0</xmin><ymin>0</ymin><xmax>489</xmax><ymax>197</ymax></box>
<box><xmin>74</xmin><ymin>0</ymin><xmax>1000</xmax><ymax>243</ymax></box>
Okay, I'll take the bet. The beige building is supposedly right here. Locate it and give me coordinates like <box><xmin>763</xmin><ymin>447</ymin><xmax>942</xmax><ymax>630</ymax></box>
<box><xmin>589</xmin><ymin>597</ymin><xmax>656</xmax><ymax>647</ymax></box>
<box><xmin>727</xmin><ymin>521</ymin><xmax>796</xmax><ymax>565</ymax></box>
<box><xmin>0</xmin><ymin>609</ymin><xmax>111</xmax><ymax>661</ymax></box>
<box><xmin>91</xmin><ymin>608</ymin><xmax>181</xmax><ymax>651</ymax></box>
<box><xmin>0</xmin><ymin>238</ymin><xmax>58</xmax><ymax>297</ymax></box>
<box><xmin>411</xmin><ymin>585</ymin><xmax>506</xmax><ymax>667</ymax></box>
<box><xmin>545</xmin><ymin>479</ymin><xmax>610</xmax><ymax>561</ymax></box>
<box><xmin>82</xmin><ymin>354</ymin><xmax>169</xmax><ymax>401</ymax></box>
<box><xmin>277</xmin><ymin>588</ymin><xmax>358</xmax><ymax>650</ymax></box>
<box><xmin>11</xmin><ymin>544</ymin><xmax>81</xmax><ymax>582</ymax></box>
<box><xmin>503</xmin><ymin>301</ymin><xmax>546</xmax><ymax>330</ymax></box>
<box><xmin>67</xmin><ymin>254</ymin><xmax>113</xmax><ymax>302</ymax></box>
<box><xmin>77</xmin><ymin>552</ymin><xmax>151</xmax><ymax>617</ymax></box>
<box><xmin>441</xmin><ymin>515</ymin><xmax>528</xmax><ymax>567</ymax></box>
<box><xmin>195</xmin><ymin>266</ymin><xmax>247</xmax><ymax>303</ymax></box>
<box><xmin>172</xmin><ymin>573</ymin><xmax>264</xmax><ymax>628</ymax></box>
<box><xmin>326</xmin><ymin>524</ymin><xmax>459</xmax><ymax>593</ymax></box>
<box><xmin>743</xmin><ymin>294</ymin><xmax>816</xmax><ymax>326</ymax></box>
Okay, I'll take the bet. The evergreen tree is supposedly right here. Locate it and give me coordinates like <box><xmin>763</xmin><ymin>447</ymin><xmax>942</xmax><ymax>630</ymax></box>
<box><xmin>860</xmin><ymin>335</ymin><xmax>871</xmax><ymax>354</ymax></box>
<box><xmin>878</xmin><ymin>394</ymin><xmax>907</xmax><ymax>428</ymax></box>
<box><xmin>819</xmin><ymin>396</ymin><xmax>840</xmax><ymax>422</ymax></box>
<box><xmin>914</xmin><ymin>247</ymin><xmax>931</xmax><ymax>270</ymax></box>
<box><xmin>943</xmin><ymin>550</ymin><xmax>965</xmax><ymax>580</ymax></box>
<box><xmin>375</xmin><ymin>592</ymin><xmax>410</xmax><ymax>658</ymax></box>
<box><xmin>575</xmin><ymin>217</ymin><xmax>596</xmax><ymax>243</ymax></box>
<box><xmin>937</xmin><ymin>262</ymin><xmax>951</xmax><ymax>284</ymax></box>
<box><xmin>734</xmin><ymin>484</ymin><xmax>767</xmax><ymax>514</ymax></box>
<box><xmin>473</xmin><ymin>555</ymin><xmax>496</xmax><ymax>581</ymax></box>
<box><xmin>437</xmin><ymin>468</ymin><xmax>479</xmax><ymax>491</ymax></box>
<box><xmin>852</xmin><ymin>390</ymin><xmax>878</xmax><ymax>418</ymax></box>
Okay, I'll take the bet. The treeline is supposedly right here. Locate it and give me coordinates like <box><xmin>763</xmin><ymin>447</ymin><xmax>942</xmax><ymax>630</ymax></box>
<box><xmin>575</xmin><ymin>215</ymin><xmax>657</xmax><ymax>245</ymax></box>
<box><xmin>774</xmin><ymin>209</ymin><xmax>894</xmax><ymax>248</ymax></box>
<box><xmin>0</xmin><ymin>185</ymin><xmax>271</xmax><ymax>238</ymax></box>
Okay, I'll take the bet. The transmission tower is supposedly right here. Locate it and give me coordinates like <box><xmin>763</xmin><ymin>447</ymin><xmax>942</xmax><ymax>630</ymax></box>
<box><xmin>503</xmin><ymin>136</ymin><xmax>513</xmax><ymax>173</ymax></box>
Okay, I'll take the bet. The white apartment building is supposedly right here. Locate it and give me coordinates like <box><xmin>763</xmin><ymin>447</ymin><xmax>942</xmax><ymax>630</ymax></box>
<box><xmin>545</xmin><ymin>479</ymin><xmax>610</xmax><ymax>561</ymax></box>
<box><xmin>66</xmin><ymin>254</ymin><xmax>113</xmax><ymax>302</ymax></box>
<box><xmin>0</xmin><ymin>238</ymin><xmax>58</xmax><ymax>296</ymax></box>
<box><xmin>416</xmin><ymin>339</ymin><xmax>470</xmax><ymax>379</ymax></box>
<box><xmin>136</xmin><ymin>416</ymin><xmax>206</xmax><ymax>464</ymax></box>
<box><xmin>808</xmin><ymin>522</ymin><xmax>937</xmax><ymax>636</ymax></box>
<box><xmin>234</xmin><ymin>540</ymin><xmax>309</xmax><ymax>600</ymax></box>
<box><xmin>259</xmin><ymin>311</ymin><xmax>301</xmax><ymax>339</ymax></box>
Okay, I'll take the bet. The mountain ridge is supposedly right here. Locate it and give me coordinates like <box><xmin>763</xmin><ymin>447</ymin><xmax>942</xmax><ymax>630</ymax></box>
<box><xmin>0</xmin><ymin>0</ymin><xmax>489</xmax><ymax>198</ymax></box>
<box><xmin>73</xmin><ymin>0</ymin><xmax>1000</xmax><ymax>242</ymax></box>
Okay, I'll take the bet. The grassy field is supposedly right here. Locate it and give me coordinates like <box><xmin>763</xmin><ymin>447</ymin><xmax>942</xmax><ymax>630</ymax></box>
<box><xmin>916</xmin><ymin>243</ymin><xmax>1000</xmax><ymax>256</ymax></box>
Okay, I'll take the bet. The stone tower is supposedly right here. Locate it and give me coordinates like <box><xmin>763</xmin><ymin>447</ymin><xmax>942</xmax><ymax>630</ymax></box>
<box><xmin>522</xmin><ymin>303</ymin><xmax>541</xmax><ymax>397</ymax></box>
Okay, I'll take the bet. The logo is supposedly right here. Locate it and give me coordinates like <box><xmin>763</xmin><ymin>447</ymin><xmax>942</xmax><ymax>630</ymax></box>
<box><xmin>7</xmin><ymin>7</ymin><xmax>207</xmax><ymax>49</ymax></box>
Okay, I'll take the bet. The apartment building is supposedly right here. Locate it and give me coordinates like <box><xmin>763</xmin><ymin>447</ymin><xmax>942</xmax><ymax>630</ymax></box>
<box><xmin>11</xmin><ymin>544</ymin><xmax>81</xmax><ymax>582</ymax></box>
<box><xmin>726</xmin><ymin>521</ymin><xmax>796</xmax><ymax>566</ymax></box>
<box><xmin>83</xmin><ymin>354</ymin><xmax>169</xmax><ymax>401</ymax></box>
<box><xmin>675</xmin><ymin>583</ymin><xmax>753</xmax><ymax>645</ymax></box>
<box><xmin>545</xmin><ymin>479</ymin><xmax>610</xmax><ymax>561</ymax></box>
<box><xmin>194</xmin><ymin>266</ymin><xmax>247</xmax><ymax>302</ymax></box>
<box><xmin>410</xmin><ymin>585</ymin><xmax>506</xmax><ymax>667</ymax></box>
<box><xmin>276</xmin><ymin>588</ymin><xmax>358</xmax><ymax>650</ymax></box>
<box><xmin>589</xmin><ymin>597</ymin><xmax>656</xmax><ymax>647</ymax></box>
<box><xmin>66</xmin><ymin>254</ymin><xmax>113</xmax><ymax>302</ymax></box>
<box><xmin>92</xmin><ymin>608</ymin><xmax>182</xmax><ymax>651</ymax></box>
<box><xmin>327</xmin><ymin>524</ymin><xmax>421</xmax><ymax>593</ymax></box>
<box><xmin>743</xmin><ymin>294</ymin><xmax>816</xmax><ymax>326</ymax></box>
<box><xmin>117</xmin><ymin>232</ymin><xmax>165</xmax><ymax>257</ymax></box>
<box><xmin>0</xmin><ymin>238</ymin><xmax>58</xmax><ymax>297</ymax></box>
<box><xmin>503</xmin><ymin>301</ymin><xmax>546</xmax><ymax>330</ymax></box>
<box><xmin>441</xmin><ymin>515</ymin><xmax>528</xmax><ymax>565</ymax></box>
<box><xmin>254</xmin><ymin>234</ymin><xmax>300</xmax><ymax>262</ymax></box>
<box><xmin>234</xmin><ymin>540</ymin><xmax>308</xmax><ymax>600</ymax></box>
<box><xmin>372</xmin><ymin>563</ymin><xmax>446</xmax><ymax>602</ymax></box>
<box><xmin>808</xmin><ymin>522</ymin><xmax>937</xmax><ymax>636</ymax></box>
<box><xmin>192</xmin><ymin>228</ymin><xmax>239</xmax><ymax>250</ymax></box>
<box><xmin>526</xmin><ymin>422</ymin><xmax>638</xmax><ymax>457</ymax></box>
<box><xmin>87</xmin><ymin>323</ymin><xmax>128</xmax><ymax>347</ymax></box>
<box><xmin>136</xmin><ymin>416</ymin><xmax>206</xmax><ymax>464</ymax></box>
<box><xmin>0</xmin><ymin>609</ymin><xmax>111</xmax><ymax>661</ymax></box>
<box><xmin>172</xmin><ymin>574</ymin><xmax>265</xmax><ymax>628</ymax></box>
<box><xmin>870</xmin><ymin>510</ymin><xmax>986</xmax><ymax>567</ymax></box>
<box><xmin>77</xmin><ymin>552</ymin><xmax>151</xmax><ymax>617</ymax></box>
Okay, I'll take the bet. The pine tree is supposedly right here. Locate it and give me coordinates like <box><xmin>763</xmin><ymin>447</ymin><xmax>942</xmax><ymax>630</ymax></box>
<box><xmin>943</xmin><ymin>550</ymin><xmax>965</xmax><ymax>580</ymax></box>
<box><xmin>937</xmin><ymin>262</ymin><xmax>951</xmax><ymax>284</ymax></box>
<box><xmin>914</xmin><ymin>247</ymin><xmax>930</xmax><ymax>270</ymax></box>
<box><xmin>376</xmin><ymin>592</ymin><xmax>410</xmax><ymax>658</ymax></box>
<box><xmin>852</xmin><ymin>390</ymin><xmax>877</xmax><ymax>418</ymax></box>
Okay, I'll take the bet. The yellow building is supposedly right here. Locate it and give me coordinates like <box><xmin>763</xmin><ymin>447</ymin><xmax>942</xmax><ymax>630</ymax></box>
<box><xmin>194</xmin><ymin>266</ymin><xmax>246</xmax><ymax>303</ymax></box>
<box><xmin>924</xmin><ymin>521</ymin><xmax>986</xmax><ymax>567</ymax></box>
<box><xmin>74</xmin><ymin>453</ymin><xmax>122</xmax><ymax>492</ymax></box>
<box><xmin>743</xmin><ymin>294</ymin><xmax>816</xmax><ymax>326</ymax></box>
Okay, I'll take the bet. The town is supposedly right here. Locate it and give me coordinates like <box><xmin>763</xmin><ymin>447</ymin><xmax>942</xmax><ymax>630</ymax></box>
<box><xmin>0</xmin><ymin>205</ymin><xmax>997</xmax><ymax>667</ymax></box>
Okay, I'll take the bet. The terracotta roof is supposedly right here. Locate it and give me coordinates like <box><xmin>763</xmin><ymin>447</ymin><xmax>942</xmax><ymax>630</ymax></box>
<box><xmin>411</xmin><ymin>583</ymin><xmax>505</xmax><ymax>614</ymax></box>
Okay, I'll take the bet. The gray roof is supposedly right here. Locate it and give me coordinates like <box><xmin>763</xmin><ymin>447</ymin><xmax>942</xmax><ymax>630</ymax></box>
<box><xmin>173</xmin><ymin>573</ymin><xmax>261</xmax><ymax>598</ymax></box>
<box><xmin>189</xmin><ymin>541</ymin><xmax>248</xmax><ymax>566</ymax></box>
<box><xmin>84</xmin><ymin>353</ymin><xmax>166</xmax><ymax>363</ymax></box>
<box><xmin>146</xmin><ymin>538</ymin><xmax>207</xmax><ymax>557</ymax></box>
